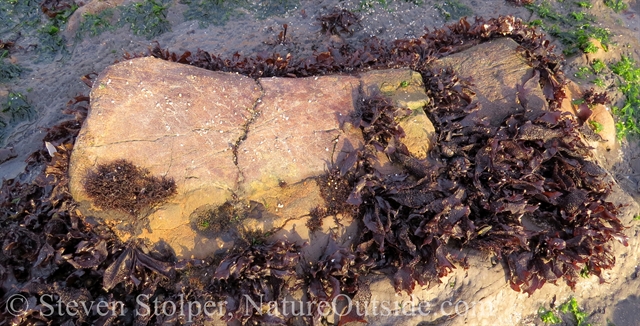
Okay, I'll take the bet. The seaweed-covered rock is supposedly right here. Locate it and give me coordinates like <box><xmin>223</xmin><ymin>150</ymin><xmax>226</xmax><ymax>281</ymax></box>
<box><xmin>432</xmin><ymin>38</ymin><xmax>548</xmax><ymax>126</ymax></box>
<box><xmin>359</xmin><ymin>69</ymin><xmax>434</xmax><ymax>159</ymax></box>
<box><xmin>69</xmin><ymin>58</ymin><xmax>434</xmax><ymax>258</ymax></box>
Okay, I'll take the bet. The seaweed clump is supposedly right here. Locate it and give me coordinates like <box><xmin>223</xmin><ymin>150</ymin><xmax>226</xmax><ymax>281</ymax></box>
<box><xmin>318</xmin><ymin>8</ymin><xmax>361</xmax><ymax>36</ymax></box>
<box><xmin>190</xmin><ymin>201</ymin><xmax>236</xmax><ymax>236</ymax></box>
<box><xmin>83</xmin><ymin>159</ymin><xmax>176</xmax><ymax>215</ymax></box>
<box><xmin>302</xmin><ymin>237</ymin><xmax>373</xmax><ymax>324</ymax></box>
<box><xmin>211</xmin><ymin>240</ymin><xmax>301</xmax><ymax>324</ymax></box>
<box><xmin>0</xmin><ymin>45</ymin><xmax>21</xmax><ymax>82</ymax></box>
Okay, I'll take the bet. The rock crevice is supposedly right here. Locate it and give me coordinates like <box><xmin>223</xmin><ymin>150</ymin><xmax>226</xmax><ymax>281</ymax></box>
<box><xmin>231</xmin><ymin>80</ymin><xmax>264</xmax><ymax>172</ymax></box>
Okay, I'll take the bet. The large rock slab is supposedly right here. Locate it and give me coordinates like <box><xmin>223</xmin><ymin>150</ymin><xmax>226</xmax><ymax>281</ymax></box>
<box><xmin>68</xmin><ymin>40</ymin><xmax>640</xmax><ymax>326</ymax></box>
<box><xmin>69</xmin><ymin>58</ymin><xmax>434</xmax><ymax>258</ymax></box>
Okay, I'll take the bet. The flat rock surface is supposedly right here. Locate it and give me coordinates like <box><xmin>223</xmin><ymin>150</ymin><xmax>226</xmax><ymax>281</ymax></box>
<box><xmin>69</xmin><ymin>57</ymin><xmax>262</xmax><ymax>256</ymax></box>
<box><xmin>238</xmin><ymin>75</ymin><xmax>360</xmax><ymax>196</ymax></box>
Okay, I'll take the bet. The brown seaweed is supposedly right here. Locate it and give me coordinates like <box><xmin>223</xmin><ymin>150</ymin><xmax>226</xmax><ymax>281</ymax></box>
<box><xmin>83</xmin><ymin>159</ymin><xmax>177</xmax><ymax>215</ymax></box>
<box><xmin>317</xmin><ymin>8</ymin><xmax>361</xmax><ymax>36</ymax></box>
<box><xmin>211</xmin><ymin>240</ymin><xmax>301</xmax><ymax>324</ymax></box>
<box><xmin>302</xmin><ymin>237</ymin><xmax>373</xmax><ymax>325</ymax></box>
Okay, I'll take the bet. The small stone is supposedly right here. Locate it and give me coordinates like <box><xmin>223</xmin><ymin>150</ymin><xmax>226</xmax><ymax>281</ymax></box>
<box><xmin>588</xmin><ymin>104</ymin><xmax>616</xmax><ymax>150</ymax></box>
<box><xmin>560</xmin><ymin>80</ymin><xmax>582</xmax><ymax>117</ymax></box>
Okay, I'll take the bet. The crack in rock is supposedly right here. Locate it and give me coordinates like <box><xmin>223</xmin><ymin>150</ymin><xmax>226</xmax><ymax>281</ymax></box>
<box><xmin>232</xmin><ymin>79</ymin><xmax>264</xmax><ymax>184</ymax></box>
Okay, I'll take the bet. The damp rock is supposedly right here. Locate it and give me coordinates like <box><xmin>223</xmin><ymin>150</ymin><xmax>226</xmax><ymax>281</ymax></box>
<box><xmin>237</xmin><ymin>74</ymin><xmax>362</xmax><ymax>196</ymax></box>
<box><xmin>560</xmin><ymin>80</ymin><xmax>583</xmax><ymax>116</ymax></box>
<box><xmin>588</xmin><ymin>103</ymin><xmax>616</xmax><ymax>151</ymax></box>
<box><xmin>63</xmin><ymin>0</ymin><xmax>127</xmax><ymax>39</ymax></box>
<box><xmin>0</xmin><ymin>147</ymin><xmax>16</xmax><ymax>164</ymax></box>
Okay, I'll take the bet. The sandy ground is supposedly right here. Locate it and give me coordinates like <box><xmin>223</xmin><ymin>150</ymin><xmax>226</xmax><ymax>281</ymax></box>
<box><xmin>1</xmin><ymin>0</ymin><xmax>640</xmax><ymax>325</ymax></box>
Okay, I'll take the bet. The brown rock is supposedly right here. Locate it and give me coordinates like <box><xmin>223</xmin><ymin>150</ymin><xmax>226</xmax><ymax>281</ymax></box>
<box><xmin>237</xmin><ymin>75</ymin><xmax>361</xmax><ymax>197</ymax></box>
<box><xmin>560</xmin><ymin>80</ymin><xmax>582</xmax><ymax>116</ymax></box>
<box><xmin>64</xmin><ymin>0</ymin><xmax>128</xmax><ymax>40</ymax></box>
<box><xmin>396</xmin><ymin>108</ymin><xmax>434</xmax><ymax>159</ymax></box>
<box><xmin>558</xmin><ymin>81</ymin><xmax>618</xmax><ymax>158</ymax></box>
<box><xmin>585</xmin><ymin>38</ymin><xmax>619</xmax><ymax>63</ymax></box>
<box><xmin>359</xmin><ymin>68</ymin><xmax>429</xmax><ymax>110</ymax></box>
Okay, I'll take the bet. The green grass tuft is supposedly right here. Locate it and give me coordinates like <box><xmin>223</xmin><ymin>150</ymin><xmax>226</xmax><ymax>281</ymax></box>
<box><xmin>559</xmin><ymin>297</ymin><xmax>591</xmax><ymax>326</ymax></box>
<box><xmin>525</xmin><ymin>1</ymin><xmax>610</xmax><ymax>55</ymax></box>
<box><xmin>121</xmin><ymin>0</ymin><xmax>171</xmax><ymax>39</ymax></box>
<box><xmin>610</xmin><ymin>55</ymin><xmax>640</xmax><ymax>139</ymax></box>
<box><xmin>593</xmin><ymin>78</ymin><xmax>605</xmax><ymax>87</ymax></box>
<box><xmin>540</xmin><ymin>297</ymin><xmax>593</xmax><ymax>326</ymax></box>
<box><xmin>576</xmin><ymin>1</ymin><xmax>593</xmax><ymax>8</ymax></box>
<box><xmin>539</xmin><ymin>307</ymin><xmax>562</xmax><ymax>324</ymax></box>
<box><xmin>1</xmin><ymin>92</ymin><xmax>33</xmax><ymax>124</ymax></box>
<box><xmin>589</xmin><ymin>120</ymin><xmax>604</xmax><ymax>133</ymax></box>
<box><xmin>591</xmin><ymin>59</ymin><xmax>606</xmax><ymax>74</ymax></box>
<box><xmin>77</xmin><ymin>9</ymin><xmax>115</xmax><ymax>38</ymax></box>
<box><xmin>604</xmin><ymin>0</ymin><xmax>628</xmax><ymax>12</ymax></box>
